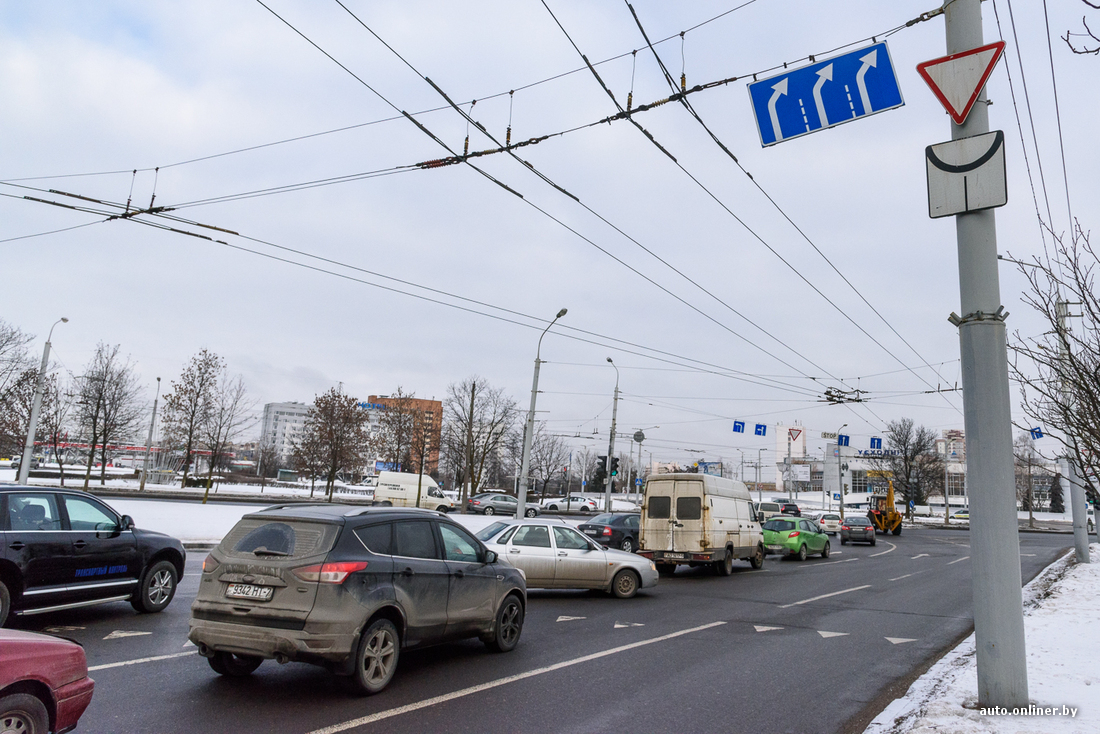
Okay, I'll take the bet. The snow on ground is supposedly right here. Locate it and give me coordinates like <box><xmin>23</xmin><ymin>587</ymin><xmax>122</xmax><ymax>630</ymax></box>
<box><xmin>865</xmin><ymin>544</ymin><xmax>1099</xmax><ymax>734</ymax></box>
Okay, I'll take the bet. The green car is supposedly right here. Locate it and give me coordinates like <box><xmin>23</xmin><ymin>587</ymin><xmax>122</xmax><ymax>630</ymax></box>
<box><xmin>762</xmin><ymin>516</ymin><xmax>830</xmax><ymax>561</ymax></box>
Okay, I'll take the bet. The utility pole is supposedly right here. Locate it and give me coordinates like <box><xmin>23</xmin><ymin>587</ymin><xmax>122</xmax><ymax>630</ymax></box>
<box><xmin>755</xmin><ymin>448</ymin><xmax>763</xmax><ymax>503</ymax></box>
<box><xmin>944</xmin><ymin>446</ymin><xmax>952</xmax><ymax>525</ymax></box>
<box><xmin>1056</xmin><ymin>298</ymin><xmax>1090</xmax><ymax>562</ymax></box>
<box><xmin>139</xmin><ymin>377</ymin><xmax>162</xmax><ymax>491</ymax></box>
<box><xmin>18</xmin><ymin>317</ymin><xmax>68</xmax><ymax>486</ymax></box>
<box><xmin>943</xmin><ymin>0</ymin><xmax>1028</xmax><ymax>708</ymax></box>
<box><xmin>604</xmin><ymin>357</ymin><xmax>620</xmax><ymax>513</ymax></box>
<box><xmin>785</xmin><ymin>430</ymin><xmax>792</xmax><ymax>501</ymax></box>
<box><xmin>517</xmin><ymin>309</ymin><xmax>567</xmax><ymax>519</ymax></box>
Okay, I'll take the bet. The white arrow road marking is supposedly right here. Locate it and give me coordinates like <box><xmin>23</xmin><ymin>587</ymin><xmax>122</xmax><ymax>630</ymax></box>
<box><xmin>754</xmin><ymin>625</ymin><xmax>783</xmax><ymax>632</ymax></box>
<box><xmin>779</xmin><ymin>584</ymin><xmax>871</xmax><ymax>608</ymax></box>
<box><xmin>767</xmin><ymin>78</ymin><xmax>788</xmax><ymax>142</ymax></box>
<box><xmin>855</xmin><ymin>48</ymin><xmax>878</xmax><ymax>114</ymax></box>
<box><xmin>614</xmin><ymin>622</ymin><xmax>645</xmax><ymax>629</ymax></box>
<box><xmin>911</xmin><ymin>554</ymin><xmax>929</xmax><ymax>559</ymax></box>
<box><xmin>818</xmin><ymin>631</ymin><xmax>849</xmax><ymax>639</ymax></box>
<box><xmin>183</xmin><ymin>640</ymin><xmax>196</xmax><ymax>647</ymax></box>
<box><xmin>307</xmin><ymin>621</ymin><xmax>727</xmax><ymax>734</ymax></box>
<box><xmin>103</xmin><ymin>630</ymin><xmax>152</xmax><ymax>640</ymax></box>
<box><xmin>948</xmin><ymin>556</ymin><xmax>969</xmax><ymax>565</ymax></box>
<box><xmin>870</xmin><ymin>542</ymin><xmax>897</xmax><ymax>557</ymax></box>
<box><xmin>556</xmin><ymin>616</ymin><xmax>586</xmax><ymax>622</ymax></box>
<box><xmin>88</xmin><ymin>650</ymin><xmax>197</xmax><ymax>672</ymax></box>
<box><xmin>812</xmin><ymin>64</ymin><xmax>833</xmax><ymax>127</ymax></box>
<box><xmin>885</xmin><ymin>637</ymin><xmax>918</xmax><ymax>645</ymax></box>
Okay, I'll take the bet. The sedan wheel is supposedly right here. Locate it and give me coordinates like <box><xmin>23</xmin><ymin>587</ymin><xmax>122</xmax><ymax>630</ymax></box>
<box><xmin>620</xmin><ymin>538</ymin><xmax>634</xmax><ymax>554</ymax></box>
<box><xmin>352</xmin><ymin>618</ymin><xmax>400</xmax><ymax>695</ymax></box>
<box><xmin>611</xmin><ymin>569</ymin><xmax>639</xmax><ymax>599</ymax></box>
<box><xmin>525</xmin><ymin>508</ymin><xmax>537</xmax><ymax>518</ymax></box>
<box><xmin>0</xmin><ymin>693</ymin><xmax>49</xmax><ymax>734</ymax></box>
<box><xmin>484</xmin><ymin>507</ymin><xmax>495</xmax><ymax>515</ymax></box>
<box><xmin>485</xmin><ymin>595</ymin><xmax>524</xmax><ymax>652</ymax></box>
<box><xmin>131</xmin><ymin>560</ymin><xmax>177</xmax><ymax>613</ymax></box>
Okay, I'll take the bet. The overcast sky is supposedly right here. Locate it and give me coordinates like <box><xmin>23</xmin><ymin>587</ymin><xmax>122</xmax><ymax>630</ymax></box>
<box><xmin>2</xmin><ymin>1</ymin><xmax>1094</xmax><ymax>481</ymax></box>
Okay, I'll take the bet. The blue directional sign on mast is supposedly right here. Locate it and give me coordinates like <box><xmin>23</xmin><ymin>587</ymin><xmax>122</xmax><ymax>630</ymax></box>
<box><xmin>747</xmin><ymin>41</ymin><xmax>904</xmax><ymax>147</ymax></box>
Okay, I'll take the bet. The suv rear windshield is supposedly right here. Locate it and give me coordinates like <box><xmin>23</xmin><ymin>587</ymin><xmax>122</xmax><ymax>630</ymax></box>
<box><xmin>220</xmin><ymin>519</ymin><xmax>339</xmax><ymax>559</ymax></box>
<box><xmin>763</xmin><ymin>519</ymin><xmax>796</xmax><ymax>532</ymax></box>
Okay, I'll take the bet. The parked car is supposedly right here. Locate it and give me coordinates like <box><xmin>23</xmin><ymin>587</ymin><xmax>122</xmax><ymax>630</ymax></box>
<box><xmin>371</xmin><ymin>471</ymin><xmax>454</xmax><ymax>512</ymax></box>
<box><xmin>762</xmin><ymin>516</ymin><xmax>830</xmax><ymax>561</ymax></box>
<box><xmin>1</xmin><ymin>486</ymin><xmax>186</xmax><ymax>626</ymax></box>
<box><xmin>816</xmin><ymin>513</ymin><xmax>841</xmax><ymax>535</ymax></box>
<box><xmin>539</xmin><ymin>494</ymin><xmax>599</xmax><ymax>513</ymax></box>
<box><xmin>475</xmin><ymin>519</ymin><xmax>657</xmax><ymax>598</ymax></box>
<box><xmin>190</xmin><ymin>505</ymin><xmax>526</xmax><ymax>695</ymax></box>
<box><xmin>577</xmin><ymin>513</ymin><xmax>641</xmax><ymax>553</ymax></box>
<box><xmin>779</xmin><ymin>503</ymin><xmax>801</xmax><ymax>517</ymax></box>
<box><xmin>638</xmin><ymin>473</ymin><xmax>765</xmax><ymax>575</ymax></box>
<box><xmin>0</xmin><ymin>629</ymin><xmax>95</xmax><ymax>734</ymax></box>
<box><xmin>840</xmin><ymin>516</ymin><xmax>876</xmax><ymax>545</ymax></box>
<box><xmin>949</xmin><ymin>509</ymin><xmax>970</xmax><ymax>521</ymax></box>
<box><xmin>466</xmin><ymin>493</ymin><xmax>541</xmax><ymax>517</ymax></box>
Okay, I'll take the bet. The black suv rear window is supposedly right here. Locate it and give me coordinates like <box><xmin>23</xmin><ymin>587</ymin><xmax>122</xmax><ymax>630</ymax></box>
<box><xmin>355</xmin><ymin>523</ymin><xmax>393</xmax><ymax>554</ymax></box>
<box><xmin>221</xmin><ymin>519</ymin><xmax>338</xmax><ymax>559</ymax></box>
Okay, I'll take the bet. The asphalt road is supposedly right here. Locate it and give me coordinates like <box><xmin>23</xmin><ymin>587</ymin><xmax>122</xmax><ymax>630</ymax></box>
<box><xmin>10</xmin><ymin>527</ymin><xmax>1070</xmax><ymax>734</ymax></box>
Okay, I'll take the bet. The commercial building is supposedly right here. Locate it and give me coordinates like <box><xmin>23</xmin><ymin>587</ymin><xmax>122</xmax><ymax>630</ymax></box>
<box><xmin>259</xmin><ymin>402</ymin><xmax>310</xmax><ymax>461</ymax></box>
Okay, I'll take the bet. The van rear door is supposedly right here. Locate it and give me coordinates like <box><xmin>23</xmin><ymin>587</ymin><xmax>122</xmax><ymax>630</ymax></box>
<box><xmin>671</xmin><ymin>480</ymin><xmax>705</xmax><ymax>552</ymax></box>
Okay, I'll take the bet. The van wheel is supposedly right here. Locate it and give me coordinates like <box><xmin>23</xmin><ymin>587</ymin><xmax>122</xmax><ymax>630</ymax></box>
<box><xmin>209</xmin><ymin>652</ymin><xmax>262</xmax><ymax>677</ymax></box>
<box><xmin>821</xmin><ymin>541</ymin><xmax>831</xmax><ymax>559</ymax></box>
<box><xmin>750</xmin><ymin>544</ymin><xmax>765</xmax><ymax>569</ymax></box>
<box><xmin>797</xmin><ymin>544</ymin><xmax>808</xmax><ymax>562</ymax></box>
<box><xmin>716</xmin><ymin>551</ymin><xmax>734</xmax><ymax>576</ymax></box>
<box><xmin>352</xmin><ymin>618</ymin><xmax>400</xmax><ymax>694</ymax></box>
<box><xmin>435</xmin><ymin>505</ymin><xmax>449</xmax><ymax>513</ymax></box>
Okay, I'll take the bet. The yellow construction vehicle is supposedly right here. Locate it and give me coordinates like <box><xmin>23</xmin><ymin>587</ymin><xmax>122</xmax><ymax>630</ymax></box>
<box><xmin>867</xmin><ymin>480</ymin><xmax>903</xmax><ymax>535</ymax></box>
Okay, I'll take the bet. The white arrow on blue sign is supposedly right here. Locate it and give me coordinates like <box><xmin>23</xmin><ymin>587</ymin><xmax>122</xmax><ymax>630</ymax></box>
<box><xmin>747</xmin><ymin>41</ymin><xmax>904</xmax><ymax>147</ymax></box>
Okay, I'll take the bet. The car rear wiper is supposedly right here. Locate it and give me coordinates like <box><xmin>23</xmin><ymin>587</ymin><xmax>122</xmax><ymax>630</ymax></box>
<box><xmin>252</xmin><ymin>547</ymin><xmax>290</xmax><ymax>557</ymax></box>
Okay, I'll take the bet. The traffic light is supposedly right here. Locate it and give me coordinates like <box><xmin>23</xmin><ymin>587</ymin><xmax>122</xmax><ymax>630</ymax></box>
<box><xmin>593</xmin><ymin>456</ymin><xmax>608</xmax><ymax>487</ymax></box>
<box><xmin>609</xmin><ymin>457</ymin><xmax>620</xmax><ymax>476</ymax></box>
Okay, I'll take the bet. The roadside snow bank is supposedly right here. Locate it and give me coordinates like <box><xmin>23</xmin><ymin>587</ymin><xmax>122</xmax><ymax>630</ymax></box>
<box><xmin>865</xmin><ymin>544</ymin><xmax>1099</xmax><ymax>734</ymax></box>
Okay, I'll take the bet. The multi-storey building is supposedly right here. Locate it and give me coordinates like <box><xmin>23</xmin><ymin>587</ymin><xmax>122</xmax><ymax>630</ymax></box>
<box><xmin>259</xmin><ymin>402</ymin><xmax>310</xmax><ymax>461</ymax></box>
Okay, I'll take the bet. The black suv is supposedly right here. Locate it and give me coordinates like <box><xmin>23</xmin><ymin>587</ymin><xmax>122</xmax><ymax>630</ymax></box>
<box><xmin>189</xmin><ymin>504</ymin><xmax>527</xmax><ymax>695</ymax></box>
<box><xmin>0</xmin><ymin>486</ymin><xmax>186</xmax><ymax>626</ymax></box>
<box><xmin>780</xmin><ymin>503</ymin><xmax>801</xmax><ymax>517</ymax></box>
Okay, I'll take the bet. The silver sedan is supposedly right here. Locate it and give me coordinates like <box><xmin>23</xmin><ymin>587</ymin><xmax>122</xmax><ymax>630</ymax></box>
<box><xmin>475</xmin><ymin>519</ymin><xmax>658</xmax><ymax>599</ymax></box>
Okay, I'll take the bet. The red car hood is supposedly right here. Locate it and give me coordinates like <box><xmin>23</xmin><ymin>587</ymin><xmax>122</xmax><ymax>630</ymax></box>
<box><xmin>0</xmin><ymin>628</ymin><xmax>89</xmax><ymax>690</ymax></box>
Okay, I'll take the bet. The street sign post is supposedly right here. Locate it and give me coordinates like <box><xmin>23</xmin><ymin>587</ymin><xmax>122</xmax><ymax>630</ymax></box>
<box><xmin>747</xmin><ymin>41</ymin><xmax>904</xmax><ymax>147</ymax></box>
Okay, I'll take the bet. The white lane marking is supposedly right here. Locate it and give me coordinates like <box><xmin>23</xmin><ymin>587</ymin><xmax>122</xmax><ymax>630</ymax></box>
<box><xmin>308</xmin><ymin>621</ymin><xmax>727</xmax><ymax>734</ymax></box>
<box><xmin>805</xmin><ymin>558</ymin><xmax>857</xmax><ymax>567</ymax></box>
<box><xmin>886</xmin><ymin>637</ymin><xmax>917</xmax><ymax>645</ymax></box>
<box><xmin>614</xmin><ymin>622</ymin><xmax>644</xmax><ymax>629</ymax></box>
<box><xmin>948</xmin><ymin>556</ymin><xmax>969</xmax><ymax>565</ymax></box>
<box><xmin>911</xmin><ymin>554</ymin><xmax>929</xmax><ymax>559</ymax></box>
<box><xmin>45</xmin><ymin>626</ymin><xmax>85</xmax><ymax>632</ymax></box>
<box><xmin>869</xmin><ymin>542</ymin><xmax>897</xmax><ymax>557</ymax></box>
<box><xmin>88</xmin><ymin>650</ymin><xmax>197</xmax><ymax>672</ymax></box>
<box><xmin>103</xmin><ymin>630</ymin><xmax>152</xmax><ymax>640</ymax></box>
<box><xmin>778</xmin><ymin>584</ymin><xmax>872</xmax><ymax>609</ymax></box>
<box><xmin>754</xmin><ymin>625</ymin><xmax>783</xmax><ymax>632</ymax></box>
<box><xmin>818</xmin><ymin>630</ymin><xmax>849</xmax><ymax>639</ymax></box>
<box><xmin>556</xmin><ymin>616</ymin><xmax>585</xmax><ymax>622</ymax></box>
<box><xmin>889</xmin><ymin>573</ymin><xmax>914</xmax><ymax>582</ymax></box>
<box><xmin>1021</xmin><ymin>553</ymin><xmax>1036</xmax><ymax>557</ymax></box>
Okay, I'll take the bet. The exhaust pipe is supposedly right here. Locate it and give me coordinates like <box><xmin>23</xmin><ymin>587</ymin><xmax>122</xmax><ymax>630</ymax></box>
<box><xmin>275</xmin><ymin>653</ymin><xmax>290</xmax><ymax>665</ymax></box>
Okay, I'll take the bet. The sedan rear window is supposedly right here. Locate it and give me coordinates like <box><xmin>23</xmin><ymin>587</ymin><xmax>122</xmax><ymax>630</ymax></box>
<box><xmin>222</xmin><ymin>519</ymin><xmax>338</xmax><ymax>559</ymax></box>
<box><xmin>847</xmin><ymin>517</ymin><xmax>871</xmax><ymax>526</ymax></box>
<box><xmin>763</xmin><ymin>519</ymin><xmax>796</xmax><ymax>532</ymax></box>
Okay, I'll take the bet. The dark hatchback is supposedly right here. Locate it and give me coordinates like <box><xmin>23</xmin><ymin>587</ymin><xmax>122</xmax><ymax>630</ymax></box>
<box><xmin>0</xmin><ymin>486</ymin><xmax>186</xmax><ymax>626</ymax></box>
<box><xmin>840</xmin><ymin>516</ymin><xmax>876</xmax><ymax>545</ymax></box>
<box><xmin>189</xmin><ymin>505</ymin><xmax>527</xmax><ymax>695</ymax></box>
<box><xmin>577</xmin><ymin>513</ymin><xmax>641</xmax><ymax>553</ymax></box>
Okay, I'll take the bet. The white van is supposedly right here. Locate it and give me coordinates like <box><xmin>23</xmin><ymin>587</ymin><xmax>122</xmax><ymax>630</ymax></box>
<box><xmin>371</xmin><ymin>471</ymin><xmax>455</xmax><ymax>512</ymax></box>
<box><xmin>638</xmin><ymin>473</ymin><xmax>765</xmax><ymax>575</ymax></box>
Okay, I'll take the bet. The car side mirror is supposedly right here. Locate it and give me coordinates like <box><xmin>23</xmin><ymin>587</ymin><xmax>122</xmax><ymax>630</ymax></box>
<box><xmin>120</xmin><ymin>515</ymin><xmax>134</xmax><ymax>531</ymax></box>
<box><xmin>483</xmin><ymin>550</ymin><xmax>497</xmax><ymax>564</ymax></box>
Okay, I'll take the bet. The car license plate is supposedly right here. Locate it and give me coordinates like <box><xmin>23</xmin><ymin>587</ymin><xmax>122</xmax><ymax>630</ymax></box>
<box><xmin>664</xmin><ymin>552</ymin><xmax>686</xmax><ymax>560</ymax></box>
<box><xmin>767</xmin><ymin>545</ymin><xmax>785</xmax><ymax>551</ymax></box>
<box><xmin>225</xmin><ymin>583</ymin><xmax>273</xmax><ymax>601</ymax></box>
<box><xmin>583</xmin><ymin>529</ymin><xmax>597</xmax><ymax>535</ymax></box>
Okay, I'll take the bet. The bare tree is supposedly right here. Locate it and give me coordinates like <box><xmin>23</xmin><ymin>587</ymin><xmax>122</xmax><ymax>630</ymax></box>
<box><xmin>443</xmin><ymin>376</ymin><xmax>517</xmax><ymax>512</ymax></box>
<box><xmin>39</xmin><ymin>373</ymin><xmax>74</xmax><ymax>486</ymax></box>
<box><xmin>868</xmin><ymin>418</ymin><xmax>945</xmax><ymax>516</ymax></box>
<box><xmin>161</xmin><ymin>350</ymin><xmax>222</xmax><ymax>489</ymax></box>
<box><xmin>290</xmin><ymin>429</ymin><xmax>326</xmax><ymax>498</ymax></box>
<box><xmin>0</xmin><ymin>369</ymin><xmax>41</xmax><ymax>458</ymax></box>
<box><xmin>530</xmin><ymin>423</ymin><xmax>570</xmax><ymax>498</ymax></box>
<box><xmin>304</xmin><ymin>388</ymin><xmax>373</xmax><ymax>500</ymax></box>
<box><xmin>1064</xmin><ymin>1</ymin><xmax>1100</xmax><ymax>54</ymax></box>
<box><xmin>1008</xmin><ymin>225</ymin><xmax>1100</xmax><ymax>499</ymax></box>
<box><xmin>75</xmin><ymin>344</ymin><xmax>145</xmax><ymax>487</ymax></box>
<box><xmin>0</xmin><ymin>319</ymin><xmax>33</xmax><ymax>418</ymax></box>
<box><xmin>376</xmin><ymin>387</ymin><xmax>417</xmax><ymax>472</ymax></box>
<box><xmin>200</xmin><ymin>374</ymin><xmax>255</xmax><ymax>503</ymax></box>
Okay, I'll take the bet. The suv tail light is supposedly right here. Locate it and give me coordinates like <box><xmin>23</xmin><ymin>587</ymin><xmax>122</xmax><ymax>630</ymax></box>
<box><xmin>788</xmin><ymin>531</ymin><xmax>801</xmax><ymax>538</ymax></box>
<box><xmin>293</xmin><ymin>561</ymin><xmax>369</xmax><ymax>584</ymax></box>
<box><xmin>202</xmin><ymin>554</ymin><xmax>219</xmax><ymax>573</ymax></box>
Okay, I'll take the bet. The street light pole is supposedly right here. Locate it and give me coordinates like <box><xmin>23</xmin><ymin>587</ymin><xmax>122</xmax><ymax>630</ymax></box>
<box><xmin>833</xmin><ymin>424</ymin><xmax>847</xmax><ymax>516</ymax></box>
<box><xmin>756</xmin><ymin>448</ymin><xmax>763</xmax><ymax>503</ymax></box>
<box><xmin>139</xmin><ymin>377</ymin><xmax>162</xmax><ymax>491</ymax></box>
<box><xmin>517</xmin><ymin>309</ymin><xmax>567</xmax><ymax>519</ymax></box>
<box><xmin>18</xmin><ymin>317</ymin><xmax>68</xmax><ymax>486</ymax></box>
<box><xmin>604</xmin><ymin>357</ymin><xmax>620</xmax><ymax>513</ymax></box>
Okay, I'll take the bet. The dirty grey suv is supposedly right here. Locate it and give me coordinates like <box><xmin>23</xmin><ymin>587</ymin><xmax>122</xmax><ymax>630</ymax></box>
<box><xmin>189</xmin><ymin>504</ymin><xmax>526</xmax><ymax>695</ymax></box>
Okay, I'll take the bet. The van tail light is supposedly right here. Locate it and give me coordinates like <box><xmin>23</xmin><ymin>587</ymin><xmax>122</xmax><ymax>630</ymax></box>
<box><xmin>788</xmin><ymin>531</ymin><xmax>801</xmax><ymax>538</ymax></box>
<box><xmin>602</xmin><ymin>527</ymin><xmax>613</xmax><ymax>536</ymax></box>
<box><xmin>293</xmin><ymin>561</ymin><xmax>369</xmax><ymax>584</ymax></box>
<box><xmin>202</xmin><ymin>554</ymin><xmax>219</xmax><ymax>573</ymax></box>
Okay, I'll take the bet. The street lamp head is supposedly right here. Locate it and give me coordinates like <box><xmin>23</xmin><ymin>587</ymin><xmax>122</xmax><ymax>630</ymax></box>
<box><xmin>60</xmin><ymin>317</ymin><xmax>69</xmax><ymax>324</ymax></box>
<box><xmin>555</xmin><ymin>308</ymin><xmax>568</xmax><ymax>319</ymax></box>
<box><xmin>606</xmin><ymin>357</ymin><xmax>613</xmax><ymax>364</ymax></box>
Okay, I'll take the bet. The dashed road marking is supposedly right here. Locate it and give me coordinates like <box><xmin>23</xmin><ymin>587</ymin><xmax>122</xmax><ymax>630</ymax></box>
<box><xmin>307</xmin><ymin>621</ymin><xmax>728</xmax><ymax>734</ymax></box>
<box><xmin>889</xmin><ymin>573</ymin><xmax>914</xmax><ymax>582</ymax></box>
<box><xmin>796</xmin><ymin>558</ymin><xmax>858</xmax><ymax>568</ymax></box>
<box><xmin>885</xmin><ymin>637</ymin><xmax>917</xmax><ymax>645</ymax></box>
<box><xmin>947</xmin><ymin>556</ymin><xmax>969</xmax><ymax>565</ymax></box>
<box><xmin>103</xmin><ymin>630</ymin><xmax>152</xmax><ymax>640</ymax></box>
<box><xmin>754</xmin><ymin>625</ymin><xmax>783</xmax><ymax>632</ymax></box>
<box><xmin>869</xmin><ymin>542</ymin><xmax>897</xmax><ymax>558</ymax></box>
<box><xmin>614</xmin><ymin>622</ymin><xmax>645</xmax><ymax>629</ymax></box>
<box><xmin>88</xmin><ymin>650</ymin><xmax>197</xmax><ymax>672</ymax></box>
<box><xmin>1021</xmin><ymin>553</ymin><xmax>1036</xmax><ymax>557</ymax></box>
<box><xmin>911</xmin><ymin>554</ymin><xmax>929</xmax><ymax>560</ymax></box>
<box><xmin>45</xmin><ymin>626</ymin><xmax>84</xmax><ymax>633</ymax></box>
<box><xmin>818</xmin><ymin>631</ymin><xmax>849</xmax><ymax>639</ymax></box>
<box><xmin>779</xmin><ymin>584</ymin><xmax>871</xmax><ymax>609</ymax></box>
<box><xmin>556</xmin><ymin>616</ymin><xmax>585</xmax><ymax>622</ymax></box>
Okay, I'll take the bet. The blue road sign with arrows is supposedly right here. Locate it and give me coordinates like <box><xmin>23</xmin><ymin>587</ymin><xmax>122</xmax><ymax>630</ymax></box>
<box><xmin>747</xmin><ymin>41</ymin><xmax>904</xmax><ymax>147</ymax></box>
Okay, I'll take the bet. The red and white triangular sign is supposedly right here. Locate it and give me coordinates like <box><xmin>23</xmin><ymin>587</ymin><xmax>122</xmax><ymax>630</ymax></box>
<box><xmin>916</xmin><ymin>41</ymin><xmax>1005</xmax><ymax>125</ymax></box>
<box><xmin>788</xmin><ymin>428</ymin><xmax>802</xmax><ymax>442</ymax></box>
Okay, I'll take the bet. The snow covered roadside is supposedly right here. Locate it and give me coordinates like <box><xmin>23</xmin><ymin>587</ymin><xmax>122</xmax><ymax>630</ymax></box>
<box><xmin>865</xmin><ymin>544</ymin><xmax>1099</xmax><ymax>734</ymax></box>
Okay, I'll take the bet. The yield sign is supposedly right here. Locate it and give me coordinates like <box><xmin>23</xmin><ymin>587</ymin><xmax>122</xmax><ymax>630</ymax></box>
<box><xmin>916</xmin><ymin>41</ymin><xmax>1005</xmax><ymax>125</ymax></box>
<box><xmin>788</xmin><ymin>428</ymin><xmax>802</xmax><ymax>442</ymax></box>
